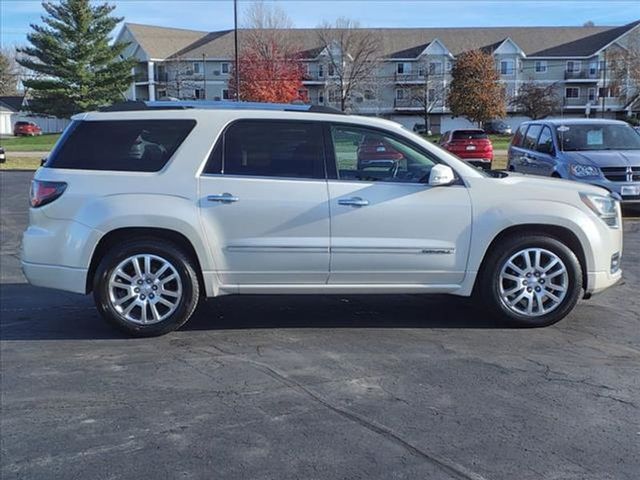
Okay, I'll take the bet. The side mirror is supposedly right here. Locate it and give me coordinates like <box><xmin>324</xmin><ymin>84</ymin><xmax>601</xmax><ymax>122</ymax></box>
<box><xmin>429</xmin><ymin>164</ymin><xmax>455</xmax><ymax>186</ymax></box>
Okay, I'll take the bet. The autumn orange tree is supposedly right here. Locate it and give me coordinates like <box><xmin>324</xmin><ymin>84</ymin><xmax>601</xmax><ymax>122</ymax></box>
<box><xmin>229</xmin><ymin>2</ymin><xmax>305</xmax><ymax>103</ymax></box>
<box><xmin>229</xmin><ymin>42</ymin><xmax>305</xmax><ymax>103</ymax></box>
<box><xmin>447</xmin><ymin>50</ymin><xmax>506</xmax><ymax>126</ymax></box>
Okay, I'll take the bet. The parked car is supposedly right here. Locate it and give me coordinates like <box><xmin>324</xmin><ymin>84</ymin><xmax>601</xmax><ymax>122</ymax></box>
<box><xmin>484</xmin><ymin>119</ymin><xmax>513</xmax><ymax>135</ymax></box>
<box><xmin>13</xmin><ymin>121</ymin><xmax>42</xmax><ymax>136</ymax></box>
<box><xmin>507</xmin><ymin>119</ymin><xmax>640</xmax><ymax>204</ymax></box>
<box><xmin>22</xmin><ymin>101</ymin><xmax>622</xmax><ymax>336</ymax></box>
<box><xmin>412</xmin><ymin>123</ymin><xmax>431</xmax><ymax>135</ymax></box>
<box><xmin>0</xmin><ymin>146</ymin><xmax>5</xmax><ymax>163</ymax></box>
<box><xmin>357</xmin><ymin>135</ymin><xmax>404</xmax><ymax>171</ymax></box>
<box><xmin>439</xmin><ymin>129</ymin><xmax>493</xmax><ymax>169</ymax></box>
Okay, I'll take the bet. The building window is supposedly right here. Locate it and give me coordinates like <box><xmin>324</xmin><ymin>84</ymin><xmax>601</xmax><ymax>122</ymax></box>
<box><xmin>364</xmin><ymin>89</ymin><xmax>376</xmax><ymax>100</ymax></box>
<box><xmin>418</xmin><ymin>67</ymin><xmax>425</xmax><ymax>77</ymax></box>
<box><xmin>156</xmin><ymin>89</ymin><xmax>167</xmax><ymax>100</ymax></box>
<box><xmin>599</xmin><ymin>86</ymin><xmax>618</xmax><ymax>98</ymax></box>
<box><xmin>565</xmin><ymin>87</ymin><xmax>580</xmax><ymax>98</ymax></box>
<box><xmin>222</xmin><ymin>89</ymin><xmax>230</xmax><ymax>100</ymax></box>
<box><xmin>445</xmin><ymin>61</ymin><xmax>452</xmax><ymax>72</ymax></box>
<box><xmin>328</xmin><ymin>63</ymin><xmax>335</xmax><ymax>77</ymax></box>
<box><xmin>588</xmin><ymin>88</ymin><xmax>597</xmax><ymax>102</ymax></box>
<box><xmin>589</xmin><ymin>62</ymin><xmax>598</xmax><ymax>76</ymax></box>
<box><xmin>318</xmin><ymin>90</ymin><xmax>324</xmax><ymax>104</ymax></box>
<box><xmin>534</xmin><ymin>61</ymin><xmax>547</xmax><ymax>73</ymax></box>
<box><xmin>500</xmin><ymin>59</ymin><xmax>515</xmax><ymax>75</ymax></box>
<box><xmin>193</xmin><ymin>62</ymin><xmax>201</xmax><ymax>74</ymax></box>
<box><xmin>428</xmin><ymin>88</ymin><xmax>437</xmax><ymax>102</ymax></box>
<box><xmin>397</xmin><ymin>63</ymin><xmax>405</xmax><ymax>74</ymax></box>
<box><xmin>566</xmin><ymin>60</ymin><xmax>581</xmax><ymax>73</ymax></box>
<box><xmin>194</xmin><ymin>88</ymin><xmax>204</xmax><ymax>99</ymax></box>
<box><xmin>396</xmin><ymin>89</ymin><xmax>405</xmax><ymax>100</ymax></box>
<box><xmin>318</xmin><ymin>64</ymin><xmax>324</xmax><ymax>78</ymax></box>
<box><xmin>221</xmin><ymin>63</ymin><xmax>229</xmax><ymax>74</ymax></box>
<box><xmin>429</xmin><ymin>61</ymin><xmax>442</xmax><ymax>75</ymax></box>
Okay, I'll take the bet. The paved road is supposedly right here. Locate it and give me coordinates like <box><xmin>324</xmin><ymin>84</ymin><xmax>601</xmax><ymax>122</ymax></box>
<box><xmin>1</xmin><ymin>171</ymin><xmax>639</xmax><ymax>480</ymax></box>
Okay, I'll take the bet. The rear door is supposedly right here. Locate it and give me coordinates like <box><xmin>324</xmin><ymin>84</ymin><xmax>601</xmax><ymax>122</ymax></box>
<box><xmin>198</xmin><ymin>120</ymin><xmax>330</xmax><ymax>286</ymax></box>
<box><xmin>326</xmin><ymin>123</ymin><xmax>472</xmax><ymax>285</ymax></box>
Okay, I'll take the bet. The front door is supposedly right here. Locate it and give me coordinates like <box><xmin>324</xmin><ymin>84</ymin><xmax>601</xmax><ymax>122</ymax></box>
<box><xmin>198</xmin><ymin>120</ymin><xmax>330</xmax><ymax>285</ymax></box>
<box><xmin>326</xmin><ymin>124</ymin><xmax>472</xmax><ymax>285</ymax></box>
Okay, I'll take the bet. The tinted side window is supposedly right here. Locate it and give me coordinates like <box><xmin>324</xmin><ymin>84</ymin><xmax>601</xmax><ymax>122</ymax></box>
<box><xmin>512</xmin><ymin>124</ymin><xmax>527</xmax><ymax>147</ymax></box>
<box><xmin>223</xmin><ymin>121</ymin><xmax>324</xmax><ymax>179</ymax></box>
<box><xmin>46</xmin><ymin>120</ymin><xmax>196</xmax><ymax>172</ymax></box>
<box><xmin>536</xmin><ymin>126</ymin><xmax>554</xmax><ymax>154</ymax></box>
<box><xmin>523</xmin><ymin>125</ymin><xmax>542</xmax><ymax>151</ymax></box>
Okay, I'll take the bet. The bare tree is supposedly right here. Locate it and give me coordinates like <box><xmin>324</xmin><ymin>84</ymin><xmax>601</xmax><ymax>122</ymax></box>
<box><xmin>510</xmin><ymin>82</ymin><xmax>561</xmax><ymax>119</ymax></box>
<box><xmin>316</xmin><ymin>18</ymin><xmax>382</xmax><ymax>112</ymax></box>
<box><xmin>608</xmin><ymin>31</ymin><xmax>640</xmax><ymax>112</ymax></box>
<box><xmin>0</xmin><ymin>46</ymin><xmax>27</xmax><ymax>96</ymax></box>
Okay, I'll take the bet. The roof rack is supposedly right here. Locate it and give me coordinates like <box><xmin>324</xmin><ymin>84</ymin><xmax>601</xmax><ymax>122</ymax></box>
<box><xmin>99</xmin><ymin>100</ymin><xmax>345</xmax><ymax>115</ymax></box>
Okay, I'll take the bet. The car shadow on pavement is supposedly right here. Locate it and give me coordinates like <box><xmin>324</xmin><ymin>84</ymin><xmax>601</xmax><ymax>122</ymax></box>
<box><xmin>0</xmin><ymin>284</ymin><xmax>510</xmax><ymax>341</ymax></box>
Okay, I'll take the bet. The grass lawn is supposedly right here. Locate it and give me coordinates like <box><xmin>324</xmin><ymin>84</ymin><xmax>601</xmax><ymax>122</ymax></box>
<box><xmin>0</xmin><ymin>155</ymin><xmax>42</xmax><ymax>170</ymax></box>
<box><xmin>0</xmin><ymin>134</ymin><xmax>60</xmax><ymax>152</ymax></box>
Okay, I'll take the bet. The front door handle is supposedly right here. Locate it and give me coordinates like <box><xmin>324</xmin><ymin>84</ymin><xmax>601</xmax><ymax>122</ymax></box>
<box><xmin>207</xmin><ymin>193</ymin><xmax>238</xmax><ymax>203</ymax></box>
<box><xmin>338</xmin><ymin>196</ymin><xmax>369</xmax><ymax>207</ymax></box>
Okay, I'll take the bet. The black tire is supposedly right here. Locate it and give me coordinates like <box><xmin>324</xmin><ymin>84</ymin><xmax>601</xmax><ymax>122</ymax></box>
<box><xmin>477</xmin><ymin>234</ymin><xmax>582</xmax><ymax>327</ymax></box>
<box><xmin>93</xmin><ymin>238</ymin><xmax>200</xmax><ymax>337</ymax></box>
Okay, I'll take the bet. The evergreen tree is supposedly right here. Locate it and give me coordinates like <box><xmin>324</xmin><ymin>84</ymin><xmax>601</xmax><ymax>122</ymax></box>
<box><xmin>17</xmin><ymin>0</ymin><xmax>133</xmax><ymax>117</ymax></box>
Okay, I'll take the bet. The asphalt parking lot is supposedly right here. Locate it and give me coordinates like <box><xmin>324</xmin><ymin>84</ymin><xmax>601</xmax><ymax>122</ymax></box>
<box><xmin>1</xmin><ymin>170</ymin><xmax>639</xmax><ymax>480</ymax></box>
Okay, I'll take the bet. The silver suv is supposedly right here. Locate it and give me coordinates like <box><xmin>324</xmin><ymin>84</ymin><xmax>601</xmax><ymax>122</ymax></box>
<box><xmin>22</xmin><ymin>101</ymin><xmax>623</xmax><ymax>336</ymax></box>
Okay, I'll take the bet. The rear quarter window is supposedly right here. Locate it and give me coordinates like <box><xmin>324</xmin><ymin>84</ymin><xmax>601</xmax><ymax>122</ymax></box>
<box><xmin>511</xmin><ymin>124</ymin><xmax>527</xmax><ymax>147</ymax></box>
<box><xmin>45</xmin><ymin>119</ymin><xmax>196</xmax><ymax>172</ymax></box>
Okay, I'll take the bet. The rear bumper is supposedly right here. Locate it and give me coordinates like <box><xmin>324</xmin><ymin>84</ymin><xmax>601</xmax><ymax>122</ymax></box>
<box><xmin>21</xmin><ymin>261</ymin><xmax>88</xmax><ymax>294</ymax></box>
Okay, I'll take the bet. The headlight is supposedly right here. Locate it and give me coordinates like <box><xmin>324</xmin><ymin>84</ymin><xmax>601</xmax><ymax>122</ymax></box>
<box><xmin>570</xmin><ymin>164</ymin><xmax>600</xmax><ymax>178</ymax></box>
<box><xmin>580</xmin><ymin>193</ymin><xmax>619</xmax><ymax>228</ymax></box>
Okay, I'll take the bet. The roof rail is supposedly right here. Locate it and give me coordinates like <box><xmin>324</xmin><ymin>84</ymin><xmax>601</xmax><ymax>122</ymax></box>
<box><xmin>99</xmin><ymin>100</ymin><xmax>344</xmax><ymax>114</ymax></box>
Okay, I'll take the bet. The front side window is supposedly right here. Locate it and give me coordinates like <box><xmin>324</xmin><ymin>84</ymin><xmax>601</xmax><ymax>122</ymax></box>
<box><xmin>46</xmin><ymin>120</ymin><xmax>196</xmax><ymax>172</ymax></box>
<box><xmin>222</xmin><ymin>121</ymin><xmax>325</xmax><ymax>178</ymax></box>
<box><xmin>536</xmin><ymin>126</ymin><xmax>554</xmax><ymax>155</ymax></box>
<box><xmin>556</xmin><ymin>124</ymin><xmax>640</xmax><ymax>151</ymax></box>
<box><xmin>330</xmin><ymin>125</ymin><xmax>437</xmax><ymax>183</ymax></box>
<box><xmin>523</xmin><ymin>124</ymin><xmax>542</xmax><ymax>150</ymax></box>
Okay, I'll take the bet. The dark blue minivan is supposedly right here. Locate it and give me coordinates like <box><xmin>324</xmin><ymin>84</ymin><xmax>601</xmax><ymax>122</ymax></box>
<box><xmin>507</xmin><ymin>119</ymin><xmax>640</xmax><ymax>204</ymax></box>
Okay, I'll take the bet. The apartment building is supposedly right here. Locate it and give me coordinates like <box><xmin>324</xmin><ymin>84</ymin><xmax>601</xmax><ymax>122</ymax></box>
<box><xmin>116</xmin><ymin>21</ymin><xmax>640</xmax><ymax>132</ymax></box>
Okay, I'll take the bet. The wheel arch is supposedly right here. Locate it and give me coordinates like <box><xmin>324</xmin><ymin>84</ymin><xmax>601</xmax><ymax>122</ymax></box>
<box><xmin>86</xmin><ymin>227</ymin><xmax>206</xmax><ymax>295</ymax></box>
<box><xmin>474</xmin><ymin>224</ymin><xmax>588</xmax><ymax>293</ymax></box>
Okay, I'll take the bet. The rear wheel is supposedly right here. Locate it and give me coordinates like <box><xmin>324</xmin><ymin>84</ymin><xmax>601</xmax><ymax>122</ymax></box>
<box><xmin>478</xmin><ymin>234</ymin><xmax>582</xmax><ymax>327</ymax></box>
<box><xmin>93</xmin><ymin>238</ymin><xmax>200</xmax><ymax>336</ymax></box>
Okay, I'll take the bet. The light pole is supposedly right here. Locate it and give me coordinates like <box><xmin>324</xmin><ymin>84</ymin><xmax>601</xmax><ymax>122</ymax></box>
<box><xmin>233</xmin><ymin>0</ymin><xmax>240</xmax><ymax>101</ymax></box>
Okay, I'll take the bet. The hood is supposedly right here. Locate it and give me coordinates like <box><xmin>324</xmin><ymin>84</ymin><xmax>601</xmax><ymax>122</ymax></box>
<box><xmin>500</xmin><ymin>172</ymin><xmax>608</xmax><ymax>197</ymax></box>
<box><xmin>562</xmin><ymin>150</ymin><xmax>640</xmax><ymax>168</ymax></box>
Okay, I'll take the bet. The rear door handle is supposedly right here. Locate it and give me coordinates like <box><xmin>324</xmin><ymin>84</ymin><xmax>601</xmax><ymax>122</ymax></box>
<box><xmin>207</xmin><ymin>193</ymin><xmax>238</xmax><ymax>203</ymax></box>
<box><xmin>338</xmin><ymin>196</ymin><xmax>369</xmax><ymax>207</ymax></box>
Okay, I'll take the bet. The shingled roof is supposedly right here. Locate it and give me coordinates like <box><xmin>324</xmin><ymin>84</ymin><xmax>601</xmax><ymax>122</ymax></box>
<box><xmin>122</xmin><ymin>21</ymin><xmax>640</xmax><ymax>60</ymax></box>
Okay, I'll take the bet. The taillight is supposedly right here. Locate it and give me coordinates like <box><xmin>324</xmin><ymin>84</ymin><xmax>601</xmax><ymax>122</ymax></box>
<box><xmin>30</xmin><ymin>180</ymin><xmax>67</xmax><ymax>208</ymax></box>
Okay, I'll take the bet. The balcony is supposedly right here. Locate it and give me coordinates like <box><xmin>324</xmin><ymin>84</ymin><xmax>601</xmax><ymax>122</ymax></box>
<box><xmin>395</xmin><ymin>73</ymin><xmax>427</xmax><ymax>84</ymax></box>
<box><xmin>303</xmin><ymin>72</ymin><xmax>328</xmax><ymax>83</ymax></box>
<box><xmin>564</xmin><ymin>70</ymin><xmax>599</xmax><ymax>81</ymax></box>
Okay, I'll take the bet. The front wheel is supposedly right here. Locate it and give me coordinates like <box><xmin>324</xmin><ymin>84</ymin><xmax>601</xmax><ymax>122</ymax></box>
<box><xmin>93</xmin><ymin>238</ymin><xmax>200</xmax><ymax>336</ymax></box>
<box><xmin>478</xmin><ymin>234</ymin><xmax>583</xmax><ymax>327</ymax></box>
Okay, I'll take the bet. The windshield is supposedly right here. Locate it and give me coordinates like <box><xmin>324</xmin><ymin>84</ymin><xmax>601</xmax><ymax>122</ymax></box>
<box><xmin>556</xmin><ymin>124</ymin><xmax>640</xmax><ymax>151</ymax></box>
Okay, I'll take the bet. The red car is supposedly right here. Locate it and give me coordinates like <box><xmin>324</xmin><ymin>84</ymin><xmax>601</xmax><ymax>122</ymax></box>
<box><xmin>357</xmin><ymin>136</ymin><xmax>404</xmax><ymax>170</ymax></box>
<box><xmin>13</xmin><ymin>121</ymin><xmax>42</xmax><ymax>136</ymax></box>
<box><xmin>439</xmin><ymin>129</ymin><xmax>493</xmax><ymax>169</ymax></box>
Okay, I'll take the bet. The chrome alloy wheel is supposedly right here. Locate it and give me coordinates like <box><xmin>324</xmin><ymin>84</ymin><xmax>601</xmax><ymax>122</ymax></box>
<box><xmin>108</xmin><ymin>254</ymin><xmax>182</xmax><ymax>325</ymax></box>
<box><xmin>498</xmin><ymin>248</ymin><xmax>569</xmax><ymax>317</ymax></box>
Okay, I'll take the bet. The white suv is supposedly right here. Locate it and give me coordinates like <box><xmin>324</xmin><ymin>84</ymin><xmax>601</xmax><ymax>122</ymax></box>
<box><xmin>22</xmin><ymin>101</ymin><xmax>623</xmax><ymax>336</ymax></box>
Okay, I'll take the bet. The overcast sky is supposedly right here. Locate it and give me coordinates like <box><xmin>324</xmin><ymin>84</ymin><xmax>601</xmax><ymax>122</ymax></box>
<box><xmin>2</xmin><ymin>0</ymin><xmax>639</xmax><ymax>47</ymax></box>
